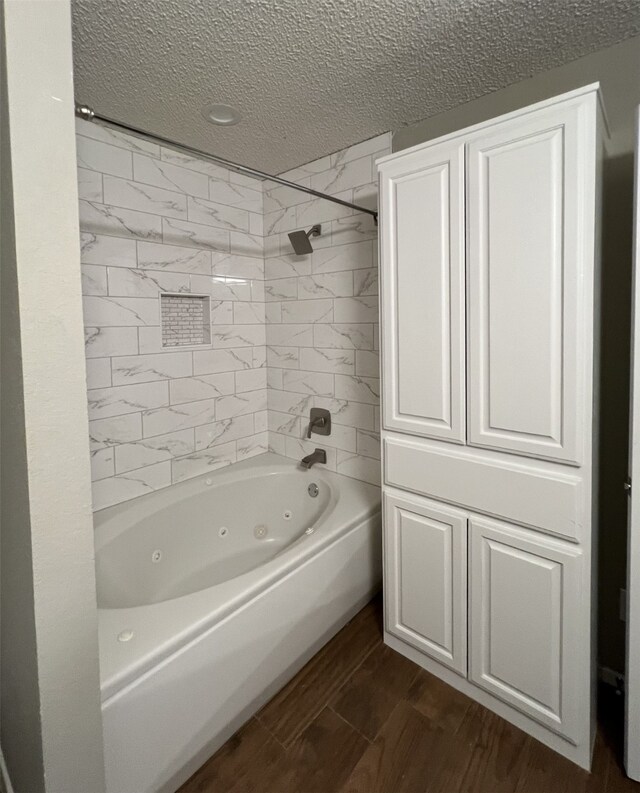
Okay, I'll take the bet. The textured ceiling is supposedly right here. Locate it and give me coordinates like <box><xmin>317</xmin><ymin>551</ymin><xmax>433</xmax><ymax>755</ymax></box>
<box><xmin>71</xmin><ymin>0</ymin><xmax>640</xmax><ymax>174</ymax></box>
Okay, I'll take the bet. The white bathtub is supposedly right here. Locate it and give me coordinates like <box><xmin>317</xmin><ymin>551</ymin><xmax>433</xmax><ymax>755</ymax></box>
<box><xmin>94</xmin><ymin>452</ymin><xmax>382</xmax><ymax>793</ymax></box>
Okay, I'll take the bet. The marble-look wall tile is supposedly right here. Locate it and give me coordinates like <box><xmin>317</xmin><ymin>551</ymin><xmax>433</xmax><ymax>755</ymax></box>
<box><xmin>171</xmin><ymin>441</ymin><xmax>237</xmax><ymax>483</ymax></box>
<box><xmin>212</xmin><ymin>252</ymin><xmax>264</xmax><ymax>280</ymax></box>
<box><xmin>82</xmin><ymin>265</ymin><xmax>108</xmax><ymax>296</ymax></box>
<box><xmin>353</xmin><ymin>268</ymin><xmax>378</xmax><ymax>296</ymax></box>
<box><xmin>86</xmin><ymin>357</ymin><xmax>112</xmax><ymax>389</ymax></box>
<box><xmin>81</xmin><ymin>232</ymin><xmax>137</xmax><ymax>267</ymax></box>
<box><xmin>115</xmin><ymin>429</ymin><xmax>195</xmax><ymax>474</ymax></box>
<box><xmin>107</xmin><ymin>267</ymin><xmax>189</xmax><ymax>297</ymax></box>
<box><xmin>208</xmin><ymin>178</ymin><xmax>263</xmax><ymax>213</ymax></box>
<box><xmin>194</xmin><ymin>414</ymin><xmax>255</xmax><ymax>450</ymax></box>
<box><xmin>334</xmin><ymin>374</ymin><xmax>380</xmax><ymax>405</ymax></box>
<box><xmin>299</xmin><ymin>348</ymin><xmax>355</xmax><ymax>374</ymax></box>
<box><xmin>78</xmin><ymin>124</ymin><xmax>390</xmax><ymax>506</ymax></box>
<box><xmin>162</xmin><ymin>217</ymin><xmax>230</xmax><ymax>252</ymax></box>
<box><xmin>92</xmin><ymin>461</ymin><xmax>172</xmax><ymax>511</ymax></box>
<box><xmin>335</xmin><ymin>451</ymin><xmax>381</xmax><ymax>486</ymax></box>
<box><xmin>187</xmin><ymin>196</ymin><xmax>249</xmax><ymax>233</ymax></box>
<box><xmin>357</xmin><ymin>429</ymin><xmax>381</xmax><ymax>460</ymax></box>
<box><xmin>237</xmin><ymin>432</ymin><xmax>269</xmax><ymax>461</ymax></box>
<box><xmin>83</xmin><ymin>296</ymin><xmax>159</xmax><ymax>327</ymax></box>
<box><xmin>297</xmin><ymin>272</ymin><xmax>353</xmax><ymax>299</ymax></box>
<box><xmin>192</xmin><ymin>347</ymin><xmax>254</xmax><ymax>375</ymax></box>
<box><xmin>91</xmin><ymin>447</ymin><xmax>115</xmax><ymax>481</ymax></box>
<box><xmin>142</xmin><ymin>398</ymin><xmax>217</xmax><ymax>436</ymax></box>
<box><xmin>85</xmin><ymin>326</ymin><xmax>139</xmax><ymax>358</ymax></box>
<box><xmin>216</xmin><ymin>390</ymin><xmax>267</xmax><ymax>420</ymax></box>
<box><xmin>266</xmin><ymin>134</ymin><xmax>390</xmax><ymax>484</ymax></box>
<box><xmin>103</xmin><ymin>176</ymin><xmax>188</xmax><ymax>219</ymax></box>
<box><xmin>310</xmin><ymin>157</ymin><xmax>372</xmax><ymax>195</ymax></box>
<box><xmin>80</xmin><ymin>200</ymin><xmax>163</xmax><ymax>242</ymax></box>
<box><xmin>281</xmin><ymin>299</ymin><xmax>333</xmax><ymax>324</ymax></box>
<box><xmin>78</xmin><ymin>126</ymin><xmax>268</xmax><ymax>509</ymax></box>
<box><xmin>311</xmin><ymin>240</ymin><xmax>373</xmax><ymax>273</ymax></box>
<box><xmin>169</xmin><ymin>373</ymin><xmax>235</xmax><ymax>404</ymax></box>
<box><xmin>133</xmin><ymin>153</ymin><xmax>209</xmax><ymax>198</ymax></box>
<box><xmin>111</xmin><ymin>352</ymin><xmax>193</xmax><ymax>385</ymax></box>
<box><xmin>88</xmin><ymin>381</ymin><xmax>169</xmax><ymax>420</ymax></box>
<box><xmin>89</xmin><ymin>413</ymin><xmax>142</xmax><ymax>450</ymax></box>
<box><xmin>314</xmin><ymin>397</ymin><xmax>375</xmax><ymax>430</ymax></box>
<box><xmin>78</xmin><ymin>168</ymin><xmax>103</xmax><ymax>202</ymax></box>
<box><xmin>77</xmin><ymin>135</ymin><xmax>132</xmax><ymax>178</ymax></box>
<box><xmin>137</xmin><ymin>241</ymin><xmax>212</xmax><ymax>274</ymax></box>
<box><xmin>313</xmin><ymin>323</ymin><xmax>374</xmax><ymax>350</ymax></box>
<box><xmin>76</xmin><ymin>117</ymin><xmax>160</xmax><ymax>156</ymax></box>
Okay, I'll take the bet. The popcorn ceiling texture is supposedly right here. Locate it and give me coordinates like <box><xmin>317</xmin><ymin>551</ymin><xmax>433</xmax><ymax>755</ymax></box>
<box><xmin>71</xmin><ymin>0</ymin><xmax>640</xmax><ymax>173</ymax></box>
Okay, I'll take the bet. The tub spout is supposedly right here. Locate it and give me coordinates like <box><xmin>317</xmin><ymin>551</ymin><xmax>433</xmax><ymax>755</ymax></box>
<box><xmin>300</xmin><ymin>448</ymin><xmax>327</xmax><ymax>469</ymax></box>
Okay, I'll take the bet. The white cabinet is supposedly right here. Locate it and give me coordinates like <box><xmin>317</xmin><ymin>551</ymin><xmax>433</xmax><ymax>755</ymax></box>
<box><xmin>384</xmin><ymin>491</ymin><xmax>467</xmax><ymax>675</ymax></box>
<box><xmin>380</xmin><ymin>139</ymin><xmax>466</xmax><ymax>443</ymax></box>
<box><xmin>467</xmin><ymin>101</ymin><xmax>586</xmax><ymax>464</ymax></box>
<box><xmin>469</xmin><ymin>516</ymin><xmax>582</xmax><ymax>742</ymax></box>
<box><xmin>378</xmin><ymin>85</ymin><xmax>603</xmax><ymax>770</ymax></box>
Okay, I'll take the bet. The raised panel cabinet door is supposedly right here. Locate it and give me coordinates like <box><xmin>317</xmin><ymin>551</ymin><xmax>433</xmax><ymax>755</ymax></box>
<box><xmin>466</xmin><ymin>95</ymin><xmax>597</xmax><ymax>463</ymax></box>
<box><xmin>469</xmin><ymin>515</ymin><xmax>583</xmax><ymax>742</ymax></box>
<box><xmin>384</xmin><ymin>490</ymin><xmax>467</xmax><ymax>675</ymax></box>
<box><xmin>379</xmin><ymin>139</ymin><xmax>465</xmax><ymax>442</ymax></box>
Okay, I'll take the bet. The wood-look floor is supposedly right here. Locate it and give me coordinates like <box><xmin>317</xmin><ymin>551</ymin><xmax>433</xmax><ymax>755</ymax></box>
<box><xmin>179</xmin><ymin>597</ymin><xmax>640</xmax><ymax>793</ymax></box>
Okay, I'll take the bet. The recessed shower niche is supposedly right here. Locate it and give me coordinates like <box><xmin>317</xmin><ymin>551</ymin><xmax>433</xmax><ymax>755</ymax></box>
<box><xmin>160</xmin><ymin>293</ymin><xmax>211</xmax><ymax>348</ymax></box>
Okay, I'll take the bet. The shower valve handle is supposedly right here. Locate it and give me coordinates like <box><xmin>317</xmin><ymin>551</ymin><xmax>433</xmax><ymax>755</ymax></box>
<box><xmin>307</xmin><ymin>416</ymin><xmax>325</xmax><ymax>438</ymax></box>
<box><xmin>306</xmin><ymin>408</ymin><xmax>331</xmax><ymax>439</ymax></box>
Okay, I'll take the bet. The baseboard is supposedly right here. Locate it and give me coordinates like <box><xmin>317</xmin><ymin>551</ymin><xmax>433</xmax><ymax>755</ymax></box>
<box><xmin>599</xmin><ymin>665</ymin><xmax>625</xmax><ymax>692</ymax></box>
<box><xmin>0</xmin><ymin>746</ymin><xmax>14</xmax><ymax>793</ymax></box>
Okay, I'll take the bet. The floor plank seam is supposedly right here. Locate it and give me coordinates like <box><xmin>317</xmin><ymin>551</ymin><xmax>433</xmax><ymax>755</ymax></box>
<box><xmin>328</xmin><ymin>637</ymin><xmax>383</xmax><ymax>705</ymax></box>
<box><xmin>253</xmin><ymin>715</ymin><xmax>288</xmax><ymax>751</ymax></box>
<box><xmin>327</xmin><ymin>704</ymin><xmax>373</xmax><ymax>745</ymax></box>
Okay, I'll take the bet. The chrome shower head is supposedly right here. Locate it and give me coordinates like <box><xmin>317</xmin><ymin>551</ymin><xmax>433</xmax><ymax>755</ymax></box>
<box><xmin>288</xmin><ymin>224</ymin><xmax>321</xmax><ymax>255</ymax></box>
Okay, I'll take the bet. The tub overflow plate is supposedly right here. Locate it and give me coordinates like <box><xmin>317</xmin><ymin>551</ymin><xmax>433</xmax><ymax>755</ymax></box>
<box><xmin>308</xmin><ymin>483</ymin><xmax>319</xmax><ymax>498</ymax></box>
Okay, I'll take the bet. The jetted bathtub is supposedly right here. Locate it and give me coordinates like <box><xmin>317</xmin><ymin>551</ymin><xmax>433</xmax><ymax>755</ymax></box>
<box><xmin>95</xmin><ymin>452</ymin><xmax>382</xmax><ymax>793</ymax></box>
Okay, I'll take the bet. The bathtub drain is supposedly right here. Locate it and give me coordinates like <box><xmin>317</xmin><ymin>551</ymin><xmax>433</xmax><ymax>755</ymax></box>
<box><xmin>151</xmin><ymin>550</ymin><xmax>162</xmax><ymax>563</ymax></box>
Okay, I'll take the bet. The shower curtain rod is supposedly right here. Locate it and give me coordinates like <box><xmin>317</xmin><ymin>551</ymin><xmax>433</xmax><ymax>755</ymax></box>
<box><xmin>74</xmin><ymin>104</ymin><xmax>378</xmax><ymax>224</ymax></box>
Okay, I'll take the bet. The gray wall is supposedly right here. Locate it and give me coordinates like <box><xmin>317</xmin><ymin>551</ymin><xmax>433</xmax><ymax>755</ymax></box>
<box><xmin>0</xmin><ymin>11</ymin><xmax>45</xmax><ymax>789</ymax></box>
<box><xmin>1</xmin><ymin>1</ymin><xmax>105</xmax><ymax>790</ymax></box>
<box><xmin>393</xmin><ymin>35</ymin><xmax>640</xmax><ymax>674</ymax></box>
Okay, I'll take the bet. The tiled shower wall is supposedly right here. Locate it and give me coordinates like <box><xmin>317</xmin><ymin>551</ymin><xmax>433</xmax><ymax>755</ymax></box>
<box><xmin>77</xmin><ymin>120</ymin><xmax>389</xmax><ymax>509</ymax></box>
<box><xmin>264</xmin><ymin>133</ymin><xmax>391</xmax><ymax>485</ymax></box>
<box><xmin>77</xmin><ymin>119</ymin><xmax>267</xmax><ymax>510</ymax></box>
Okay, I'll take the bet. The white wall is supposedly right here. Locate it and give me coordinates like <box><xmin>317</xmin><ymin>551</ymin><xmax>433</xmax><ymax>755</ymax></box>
<box><xmin>1</xmin><ymin>2</ymin><xmax>105</xmax><ymax>791</ymax></box>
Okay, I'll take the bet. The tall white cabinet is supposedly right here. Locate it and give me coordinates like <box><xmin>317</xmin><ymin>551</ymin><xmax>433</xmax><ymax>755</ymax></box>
<box><xmin>378</xmin><ymin>85</ymin><xmax>606</xmax><ymax>769</ymax></box>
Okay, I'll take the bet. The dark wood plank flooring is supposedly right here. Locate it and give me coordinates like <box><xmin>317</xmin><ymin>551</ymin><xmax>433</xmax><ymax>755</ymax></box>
<box><xmin>179</xmin><ymin>597</ymin><xmax>640</xmax><ymax>793</ymax></box>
